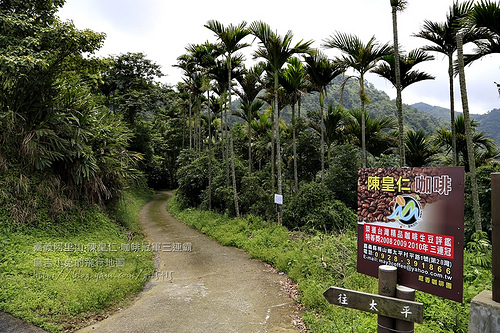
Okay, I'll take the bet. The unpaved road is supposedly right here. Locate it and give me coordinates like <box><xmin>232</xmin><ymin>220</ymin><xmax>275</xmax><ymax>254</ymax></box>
<box><xmin>76</xmin><ymin>192</ymin><xmax>303</xmax><ymax>332</ymax></box>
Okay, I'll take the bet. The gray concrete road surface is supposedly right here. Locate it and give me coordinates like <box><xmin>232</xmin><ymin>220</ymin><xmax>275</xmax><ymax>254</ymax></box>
<box><xmin>75</xmin><ymin>192</ymin><xmax>303</xmax><ymax>333</ymax></box>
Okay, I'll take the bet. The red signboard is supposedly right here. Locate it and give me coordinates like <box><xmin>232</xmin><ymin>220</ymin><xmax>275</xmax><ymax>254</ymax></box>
<box><xmin>357</xmin><ymin>167</ymin><xmax>465</xmax><ymax>302</ymax></box>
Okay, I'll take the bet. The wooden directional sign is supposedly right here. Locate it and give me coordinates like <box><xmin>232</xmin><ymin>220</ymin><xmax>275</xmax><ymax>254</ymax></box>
<box><xmin>323</xmin><ymin>286</ymin><xmax>424</xmax><ymax>324</ymax></box>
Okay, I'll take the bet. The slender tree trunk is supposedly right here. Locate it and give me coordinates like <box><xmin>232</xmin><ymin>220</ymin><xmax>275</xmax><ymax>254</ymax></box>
<box><xmin>182</xmin><ymin>98</ymin><xmax>186</xmax><ymax>149</ymax></box>
<box><xmin>207</xmin><ymin>90</ymin><xmax>212</xmax><ymax>211</ymax></box>
<box><xmin>228</xmin><ymin>58</ymin><xmax>240</xmax><ymax>217</ymax></box>
<box><xmin>189</xmin><ymin>95</ymin><xmax>192</xmax><ymax>149</ymax></box>
<box><xmin>292</xmin><ymin>102</ymin><xmax>298</xmax><ymax>194</ymax></box>
<box><xmin>271</xmin><ymin>104</ymin><xmax>275</xmax><ymax>194</ymax></box>
<box><xmin>448</xmin><ymin>54</ymin><xmax>458</xmax><ymax>166</ymax></box>
<box><xmin>360</xmin><ymin>75</ymin><xmax>367</xmax><ymax>168</ymax></box>
<box><xmin>224</xmin><ymin>98</ymin><xmax>230</xmax><ymax>187</ymax></box>
<box><xmin>274</xmin><ymin>71</ymin><xmax>282</xmax><ymax>197</ymax></box>
<box><xmin>197</xmin><ymin>96</ymin><xmax>202</xmax><ymax>156</ymax></box>
<box><xmin>320</xmin><ymin>92</ymin><xmax>325</xmax><ymax>186</ymax></box>
<box><xmin>457</xmin><ymin>33</ymin><xmax>482</xmax><ymax>232</ymax></box>
<box><xmin>392</xmin><ymin>5</ymin><xmax>405</xmax><ymax>167</ymax></box>
<box><xmin>248</xmin><ymin>109</ymin><xmax>252</xmax><ymax>177</ymax></box>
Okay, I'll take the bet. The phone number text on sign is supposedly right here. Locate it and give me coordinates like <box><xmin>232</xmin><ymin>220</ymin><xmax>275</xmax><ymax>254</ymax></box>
<box><xmin>364</xmin><ymin>225</ymin><xmax>454</xmax><ymax>259</ymax></box>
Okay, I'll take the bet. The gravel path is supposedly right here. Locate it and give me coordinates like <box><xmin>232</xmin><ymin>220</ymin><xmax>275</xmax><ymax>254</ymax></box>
<box><xmin>75</xmin><ymin>191</ymin><xmax>303</xmax><ymax>332</ymax></box>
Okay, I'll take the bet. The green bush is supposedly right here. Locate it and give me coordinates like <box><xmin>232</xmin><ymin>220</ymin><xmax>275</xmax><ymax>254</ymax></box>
<box><xmin>282</xmin><ymin>181</ymin><xmax>356</xmax><ymax>233</ymax></box>
<box><xmin>324</xmin><ymin>144</ymin><xmax>361</xmax><ymax>209</ymax></box>
<box><xmin>238</xmin><ymin>175</ymin><xmax>275</xmax><ymax>220</ymax></box>
<box><xmin>176</xmin><ymin>155</ymin><xmax>213</xmax><ymax>208</ymax></box>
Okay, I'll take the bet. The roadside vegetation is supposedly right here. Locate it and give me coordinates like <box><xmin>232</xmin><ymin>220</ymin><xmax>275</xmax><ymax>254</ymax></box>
<box><xmin>168</xmin><ymin>193</ymin><xmax>492</xmax><ymax>332</ymax></box>
<box><xmin>2</xmin><ymin>1</ymin><xmax>500</xmax><ymax>332</ymax></box>
<box><xmin>0</xmin><ymin>182</ymin><xmax>155</xmax><ymax>332</ymax></box>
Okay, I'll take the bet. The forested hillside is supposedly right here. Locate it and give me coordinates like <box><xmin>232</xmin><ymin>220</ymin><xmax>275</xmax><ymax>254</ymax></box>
<box><xmin>235</xmin><ymin>76</ymin><xmax>447</xmax><ymax>136</ymax></box>
<box><xmin>413</xmin><ymin>102</ymin><xmax>500</xmax><ymax>147</ymax></box>
<box><xmin>296</xmin><ymin>76</ymin><xmax>447</xmax><ymax>135</ymax></box>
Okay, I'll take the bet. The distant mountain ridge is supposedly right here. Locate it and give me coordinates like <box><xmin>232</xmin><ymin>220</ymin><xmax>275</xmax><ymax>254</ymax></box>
<box><xmin>235</xmin><ymin>77</ymin><xmax>498</xmax><ymax>147</ymax></box>
<box><xmin>295</xmin><ymin>76</ymin><xmax>447</xmax><ymax>136</ymax></box>
<box><xmin>411</xmin><ymin>102</ymin><xmax>500</xmax><ymax>147</ymax></box>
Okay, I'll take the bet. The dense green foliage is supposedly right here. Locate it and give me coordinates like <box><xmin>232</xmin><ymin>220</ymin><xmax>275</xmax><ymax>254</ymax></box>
<box><xmin>0</xmin><ymin>180</ymin><xmax>155</xmax><ymax>332</ymax></box>
<box><xmin>282</xmin><ymin>181</ymin><xmax>357</xmax><ymax>233</ymax></box>
<box><xmin>0</xmin><ymin>2</ymin><xmax>172</xmax><ymax>331</ymax></box>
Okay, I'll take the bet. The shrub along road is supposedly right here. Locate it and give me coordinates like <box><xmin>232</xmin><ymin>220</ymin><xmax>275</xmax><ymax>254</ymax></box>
<box><xmin>76</xmin><ymin>192</ymin><xmax>302</xmax><ymax>332</ymax></box>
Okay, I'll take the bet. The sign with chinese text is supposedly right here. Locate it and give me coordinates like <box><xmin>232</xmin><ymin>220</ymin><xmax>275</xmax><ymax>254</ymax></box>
<box><xmin>323</xmin><ymin>286</ymin><xmax>423</xmax><ymax>323</ymax></box>
<box><xmin>357</xmin><ymin>167</ymin><xmax>465</xmax><ymax>302</ymax></box>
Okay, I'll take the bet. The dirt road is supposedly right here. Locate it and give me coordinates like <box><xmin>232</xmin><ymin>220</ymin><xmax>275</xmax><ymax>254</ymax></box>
<box><xmin>76</xmin><ymin>192</ymin><xmax>303</xmax><ymax>332</ymax></box>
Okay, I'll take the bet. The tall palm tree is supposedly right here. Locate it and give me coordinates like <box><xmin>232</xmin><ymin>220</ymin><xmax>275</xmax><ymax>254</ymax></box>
<box><xmin>465</xmin><ymin>0</ymin><xmax>500</xmax><ymax>64</ymax></box>
<box><xmin>186</xmin><ymin>42</ymin><xmax>219</xmax><ymax>211</ymax></box>
<box><xmin>235</xmin><ymin>63</ymin><xmax>265</xmax><ymax>176</ymax></box>
<box><xmin>373</xmin><ymin>49</ymin><xmax>435</xmax><ymax>90</ymax></box>
<box><xmin>322</xmin><ymin>33</ymin><xmax>392</xmax><ymax>167</ymax></box>
<box><xmin>209</xmin><ymin>54</ymin><xmax>244</xmax><ymax>188</ymax></box>
<box><xmin>307</xmin><ymin>103</ymin><xmax>347</xmax><ymax>164</ymax></box>
<box><xmin>205</xmin><ymin>20</ymin><xmax>251</xmax><ymax>218</ymax></box>
<box><xmin>390</xmin><ymin>0</ymin><xmax>408</xmax><ymax>167</ymax></box>
<box><xmin>174</xmin><ymin>53</ymin><xmax>197</xmax><ymax>149</ymax></box>
<box><xmin>250</xmin><ymin>21</ymin><xmax>313</xmax><ymax>199</ymax></box>
<box><xmin>181</xmin><ymin>69</ymin><xmax>204</xmax><ymax>153</ymax></box>
<box><xmin>413</xmin><ymin>0</ymin><xmax>480</xmax><ymax>167</ymax></box>
<box><xmin>174</xmin><ymin>82</ymin><xmax>190</xmax><ymax>149</ymax></box>
<box><xmin>303</xmin><ymin>51</ymin><xmax>345</xmax><ymax>184</ymax></box>
<box><xmin>280</xmin><ymin>57</ymin><xmax>307</xmax><ymax>193</ymax></box>
<box><xmin>373</xmin><ymin>49</ymin><xmax>435</xmax><ymax>160</ymax></box>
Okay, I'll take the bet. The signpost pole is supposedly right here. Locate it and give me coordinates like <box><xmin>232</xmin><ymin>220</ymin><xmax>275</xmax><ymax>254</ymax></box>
<box><xmin>378</xmin><ymin>265</ymin><xmax>397</xmax><ymax>333</ymax></box>
<box><xmin>274</xmin><ymin>194</ymin><xmax>283</xmax><ymax>225</ymax></box>
<box><xmin>492</xmin><ymin>173</ymin><xmax>500</xmax><ymax>302</ymax></box>
<box><xmin>395</xmin><ymin>285</ymin><xmax>416</xmax><ymax>332</ymax></box>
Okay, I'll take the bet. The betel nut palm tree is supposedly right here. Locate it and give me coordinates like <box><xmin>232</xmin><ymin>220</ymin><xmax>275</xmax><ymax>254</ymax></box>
<box><xmin>373</xmin><ymin>49</ymin><xmax>435</xmax><ymax>158</ymax></box>
<box><xmin>390</xmin><ymin>0</ymin><xmax>408</xmax><ymax>166</ymax></box>
<box><xmin>322</xmin><ymin>32</ymin><xmax>392</xmax><ymax>168</ymax></box>
<box><xmin>280</xmin><ymin>57</ymin><xmax>307</xmax><ymax>194</ymax></box>
<box><xmin>234</xmin><ymin>63</ymin><xmax>265</xmax><ymax>177</ymax></box>
<box><xmin>205</xmin><ymin>20</ymin><xmax>251</xmax><ymax>218</ymax></box>
<box><xmin>250</xmin><ymin>21</ymin><xmax>313</xmax><ymax>200</ymax></box>
<box><xmin>465</xmin><ymin>0</ymin><xmax>500</xmax><ymax>64</ymax></box>
<box><xmin>413</xmin><ymin>1</ymin><xmax>481</xmax><ymax>167</ymax></box>
<box><xmin>303</xmin><ymin>50</ymin><xmax>345</xmax><ymax>185</ymax></box>
<box><xmin>373</xmin><ymin>49</ymin><xmax>435</xmax><ymax>90</ymax></box>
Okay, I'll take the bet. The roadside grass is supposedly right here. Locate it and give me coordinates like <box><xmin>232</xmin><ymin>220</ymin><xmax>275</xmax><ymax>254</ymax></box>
<box><xmin>168</xmin><ymin>194</ymin><xmax>492</xmax><ymax>333</ymax></box>
<box><xmin>0</xmin><ymin>186</ymin><xmax>155</xmax><ymax>332</ymax></box>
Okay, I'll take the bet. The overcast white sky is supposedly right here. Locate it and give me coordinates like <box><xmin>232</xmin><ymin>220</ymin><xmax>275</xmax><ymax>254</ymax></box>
<box><xmin>58</xmin><ymin>0</ymin><xmax>500</xmax><ymax>114</ymax></box>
